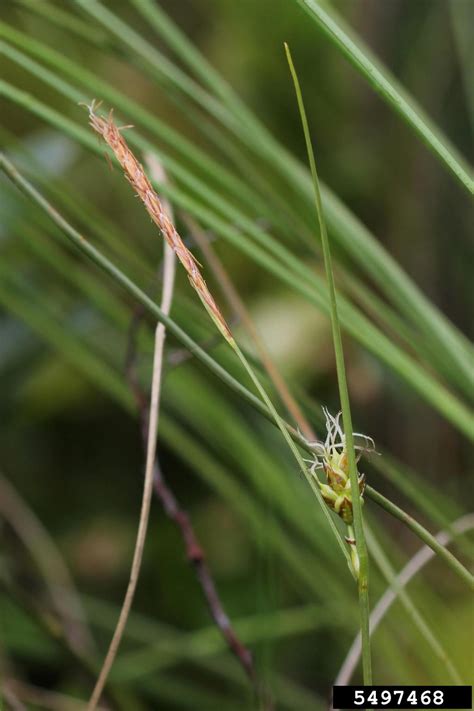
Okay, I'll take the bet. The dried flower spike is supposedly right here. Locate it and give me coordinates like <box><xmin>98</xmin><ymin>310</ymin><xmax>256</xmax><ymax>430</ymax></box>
<box><xmin>85</xmin><ymin>101</ymin><xmax>234</xmax><ymax>345</ymax></box>
<box><xmin>308</xmin><ymin>407</ymin><xmax>376</xmax><ymax>525</ymax></box>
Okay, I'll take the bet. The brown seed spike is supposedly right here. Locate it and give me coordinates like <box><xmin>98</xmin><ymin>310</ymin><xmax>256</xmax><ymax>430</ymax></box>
<box><xmin>85</xmin><ymin>102</ymin><xmax>234</xmax><ymax>344</ymax></box>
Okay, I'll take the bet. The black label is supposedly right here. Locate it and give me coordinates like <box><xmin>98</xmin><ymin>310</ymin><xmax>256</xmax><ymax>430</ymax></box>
<box><xmin>332</xmin><ymin>685</ymin><xmax>472</xmax><ymax>709</ymax></box>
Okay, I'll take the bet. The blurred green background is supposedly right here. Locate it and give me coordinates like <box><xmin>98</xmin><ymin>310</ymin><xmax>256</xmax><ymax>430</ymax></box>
<box><xmin>0</xmin><ymin>1</ymin><xmax>472</xmax><ymax>708</ymax></box>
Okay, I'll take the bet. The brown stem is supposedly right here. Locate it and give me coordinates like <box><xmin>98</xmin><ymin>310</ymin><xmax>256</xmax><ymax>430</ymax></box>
<box><xmin>125</xmin><ymin>306</ymin><xmax>269</xmax><ymax>706</ymax></box>
<box><xmin>153</xmin><ymin>459</ymin><xmax>256</xmax><ymax>682</ymax></box>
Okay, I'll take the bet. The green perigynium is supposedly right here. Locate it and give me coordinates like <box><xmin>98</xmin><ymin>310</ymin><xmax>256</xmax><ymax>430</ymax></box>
<box><xmin>308</xmin><ymin>408</ymin><xmax>376</xmax><ymax>525</ymax></box>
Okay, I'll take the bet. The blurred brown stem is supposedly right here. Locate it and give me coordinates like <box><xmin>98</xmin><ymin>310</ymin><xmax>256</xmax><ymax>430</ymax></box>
<box><xmin>125</xmin><ymin>341</ymin><xmax>262</xmax><ymax>699</ymax></box>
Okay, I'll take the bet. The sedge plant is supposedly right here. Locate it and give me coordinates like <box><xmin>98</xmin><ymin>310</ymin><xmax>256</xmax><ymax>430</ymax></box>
<box><xmin>0</xmin><ymin>150</ymin><xmax>471</xmax><ymax>591</ymax></box>
<box><xmin>81</xmin><ymin>102</ymin><xmax>367</xmax><ymax>711</ymax></box>
<box><xmin>1</xmin><ymin>3</ymin><xmax>473</xmax><ymax>702</ymax></box>
<box><xmin>285</xmin><ymin>43</ymin><xmax>372</xmax><ymax>683</ymax></box>
<box><xmin>82</xmin><ymin>52</ymin><xmax>414</xmax><ymax>687</ymax></box>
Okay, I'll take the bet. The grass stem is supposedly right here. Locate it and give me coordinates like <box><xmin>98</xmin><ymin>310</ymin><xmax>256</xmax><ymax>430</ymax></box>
<box><xmin>285</xmin><ymin>43</ymin><xmax>372</xmax><ymax>683</ymax></box>
<box><xmin>335</xmin><ymin>514</ymin><xmax>474</xmax><ymax>690</ymax></box>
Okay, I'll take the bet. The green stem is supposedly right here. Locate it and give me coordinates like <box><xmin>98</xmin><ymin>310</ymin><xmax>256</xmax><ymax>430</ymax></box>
<box><xmin>366</xmin><ymin>486</ymin><xmax>474</xmax><ymax>590</ymax></box>
<box><xmin>234</xmin><ymin>345</ymin><xmax>351</xmax><ymax>569</ymax></box>
<box><xmin>1</xmin><ymin>152</ymin><xmax>471</xmax><ymax>591</ymax></box>
<box><xmin>366</xmin><ymin>523</ymin><xmax>463</xmax><ymax>684</ymax></box>
<box><xmin>285</xmin><ymin>43</ymin><xmax>372</xmax><ymax>683</ymax></box>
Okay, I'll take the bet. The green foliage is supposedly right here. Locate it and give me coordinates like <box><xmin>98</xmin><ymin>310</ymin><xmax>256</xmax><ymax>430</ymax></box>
<box><xmin>0</xmin><ymin>1</ymin><xmax>472</xmax><ymax>708</ymax></box>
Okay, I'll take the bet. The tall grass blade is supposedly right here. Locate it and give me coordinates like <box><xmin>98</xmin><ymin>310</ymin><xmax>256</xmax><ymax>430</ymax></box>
<box><xmin>294</xmin><ymin>0</ymin><xmax>473</xmax><ymax>193</ymax></box>
<box><xmin>285</xmin><ymin>42</ymin><xmax>372</xmax><ymax>683</ymax></box>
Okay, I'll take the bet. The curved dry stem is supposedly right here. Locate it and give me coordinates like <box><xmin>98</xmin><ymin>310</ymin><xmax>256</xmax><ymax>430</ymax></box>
<box><xmin>333</xmin><ymin>513</ymin><xmax>474</xmax><ymax>696</ymax></box>
<box><xmin>87</xmin><ymin>158</ymin><xmax>176</xmax><ymax>710</ymax></box>
<box><xmin>5</xmin><ymin>678</ymin><xmax>96</xmax><ymax>711</ymax></box>
<box><xmin>1</xmin><ymin>683</ymin><xmax>27</xmax><ymax>711</ymax></box>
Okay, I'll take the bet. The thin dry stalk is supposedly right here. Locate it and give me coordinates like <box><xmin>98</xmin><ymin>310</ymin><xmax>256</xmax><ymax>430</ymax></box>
<box><xmin>126</xmin><ymin>319</ymin><xmax>258</xmax><ymax>689</ymax></box>
<box><xmin>87</xmin><ymin>156</ymin><xmax>176</xmax><ymax>710</ymax></box>
<box><xmin>2</xmin><ymin>683</ymin><xmax>27</xmax><ymax>711</ymax></box>
<box><xmin>5</xmin><ymin>679</ymin><xmax>102</xmax><ymax>711</ymax></box>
